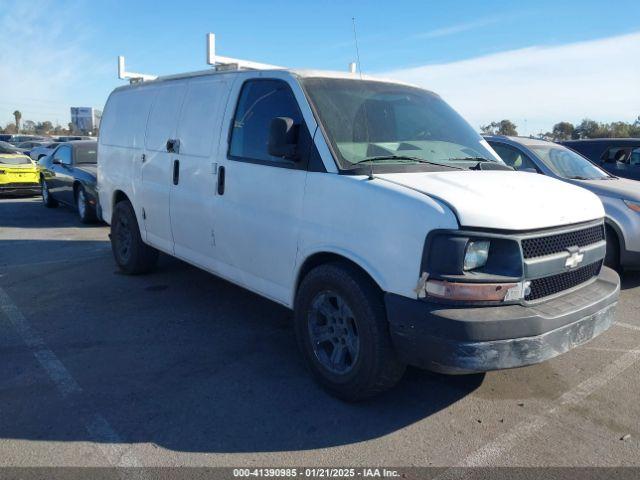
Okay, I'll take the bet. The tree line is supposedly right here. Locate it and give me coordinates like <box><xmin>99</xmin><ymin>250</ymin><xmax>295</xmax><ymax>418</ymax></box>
<box><xmin>480</xmin><ymin>117</ymin><xmax>640</xmax><ymax>140</ymax></box>
<box><xmin>1</xmin><ymin>110</ymin><xmax>77</xmax><ymax>136</ymax></box>
<box><xmin>3</xmin><ymin>108</ymin><xmax>640</xmax><ymax>140</ymax></box>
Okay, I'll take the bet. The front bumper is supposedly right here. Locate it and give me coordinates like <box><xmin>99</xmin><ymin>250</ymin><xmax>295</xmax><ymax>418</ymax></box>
<box><xmin>386</xmin><ymin>266</ymin><xmax>620</xmax><ymax>374</ymax></box>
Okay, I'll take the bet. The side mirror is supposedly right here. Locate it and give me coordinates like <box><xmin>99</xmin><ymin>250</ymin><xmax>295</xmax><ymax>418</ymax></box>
<box><xmin>52</xmin><ymin>157</ymin><xmax>61</xmax><ymax>165</ymax></box>
<box><xmin>268</xmin><ymin>117</ymin><xmax>299</xmax><ymax>160</ymax></box>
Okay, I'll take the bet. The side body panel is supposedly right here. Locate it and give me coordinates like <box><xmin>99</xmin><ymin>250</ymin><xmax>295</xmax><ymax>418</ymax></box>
<box><xmin>296</xmin><ymin>173</ymin><xmax>458</xmax><ymax>304</ymax></box>
<box><xmin>211</xmin><ymin>72</ymin><xmax>311</xmax><ymax>304</ymax></box>
<box><xmin>140</xmin><ymin>83</ymin><xmax>187</xmax><ymax>253</ymax></box>
<box><xmin>170</xmin><ymin>75</ymin><xmax>231</xmax><ymax>269</ymax></box>
<box><xmin>98</xmin><ymin>86</ymin><xmax>155</xmax><ymax>231</ymax></box>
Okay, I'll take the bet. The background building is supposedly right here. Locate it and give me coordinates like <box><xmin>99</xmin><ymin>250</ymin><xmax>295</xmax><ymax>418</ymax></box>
<box><xmin>70</xmin><ymin>107</ymin><xmax>102</xmax><ymax>134</ymax></box>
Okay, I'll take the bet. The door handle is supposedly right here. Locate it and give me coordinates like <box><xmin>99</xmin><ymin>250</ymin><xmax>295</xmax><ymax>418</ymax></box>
<box><xmin>173</xmin><ymin>160</ymin><xmax>180</xmax><ymax>185</ymax></box>
<box><xmin>217</xmin><ymin>166</ymin><xmax>225</xmax><ymax>195</ymax></box>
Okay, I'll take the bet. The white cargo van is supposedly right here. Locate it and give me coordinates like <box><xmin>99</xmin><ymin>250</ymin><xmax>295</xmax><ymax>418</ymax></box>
<box><xmin>98</xmin><ymin>68</ymin><xmax>619</xmax><ymax>400</ymax></box>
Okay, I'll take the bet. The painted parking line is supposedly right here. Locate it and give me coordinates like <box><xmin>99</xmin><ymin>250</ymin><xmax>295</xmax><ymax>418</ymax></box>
<box><xmin>0</xmin><ymin>286</ymin><xmax>141</xmax><ymax>467</ymax></box>
<box><xmin>437</xmin><ymin>346</ymin><xmax>640</xmax><ymax>478</ymax></box>
<box><xmin>0</xmin><ymin>288</ymin><xmax>83</xmax><ymax>397</ymax></box>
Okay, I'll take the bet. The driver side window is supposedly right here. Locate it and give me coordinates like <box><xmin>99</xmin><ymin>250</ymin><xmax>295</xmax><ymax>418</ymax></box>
<box><xmin>54</xmin><ymin>146</ymin><xmax>72</xmax><ymax>165</ymax></box>
<box><xmin>229</xmin><ymin>79</ymin><xmax>303</xmax><ymax>165</ymax></box>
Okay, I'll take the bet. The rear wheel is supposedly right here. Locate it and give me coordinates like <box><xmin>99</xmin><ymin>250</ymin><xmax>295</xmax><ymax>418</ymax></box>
<box><xmin>41</xmin><ymin>179</ymin><xmax>57</xmax><ymax>208</ymax></box>
<box><xmin>294</xmin><ymin>263</ymin><xmax>406</xmax><ymax>401</ymax></box>
<box><xmin>111</xmin><ymin>200</ymin><xmax>158</xmax><ymax>274</ymax></box>
<box><xmin>604</xmin><ymin>226</ymin><xmax>620</xmax><ymax>271</ymax></box>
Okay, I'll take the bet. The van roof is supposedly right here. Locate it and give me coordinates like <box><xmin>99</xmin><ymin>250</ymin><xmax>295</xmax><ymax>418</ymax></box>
<box><xmin>112</xmin><ymin>68</ymin><xmax>429</xmax><ymax>94</ymax></box>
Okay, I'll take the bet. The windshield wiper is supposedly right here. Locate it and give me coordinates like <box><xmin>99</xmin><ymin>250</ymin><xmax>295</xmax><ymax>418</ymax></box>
<box><xmin>448</xmin><ymin>156</ymin><xmax>496</xmax><ymax>163</ymax></box>
<box><xmin>352</xmin><ymin>155</ymin><xmax>464</xmax><ymax>170</ymax></box>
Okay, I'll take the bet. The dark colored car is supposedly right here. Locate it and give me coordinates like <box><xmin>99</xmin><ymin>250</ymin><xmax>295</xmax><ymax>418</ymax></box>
<box><xmin>40</xmin><ymin>141</ymin><xmax>100</xmax><ymax>223</ymax></box>
<box><xmin>560</xmin><ymin>139</ymin><xmax>640</xmax><ymax>181</ymax></box>
<box><xmin>0</xmin><ymin>134</ymin><xmax>13</xmax><ymax>142</ymax></box>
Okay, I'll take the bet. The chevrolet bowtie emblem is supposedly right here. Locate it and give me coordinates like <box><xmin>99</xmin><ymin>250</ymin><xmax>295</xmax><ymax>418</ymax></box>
<box><xmin>565</xmin><ymin>247</ymin><xmax>585</xmax><ymax>269</ymax></box>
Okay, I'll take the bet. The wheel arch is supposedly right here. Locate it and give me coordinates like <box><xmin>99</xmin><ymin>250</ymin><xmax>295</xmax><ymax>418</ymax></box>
<box><xmin>293</xmin><ymin>249</ymin><xmax>386</xmax><ymax>306</ymax></box>
<box><xmin>107</xmin><ymin>189</ymin><xmax>137</xmax><ymax>227</ymax></box>
<box><xmin>72</xmin><ymin>180</ymin><xmax>82</xmax><ymax>198</ymax></box>
<box><xmin>112</xmin><ymin>189</ymin><xmax>131</xmax><ymax>208</ymax></box>
<box><xmin>604</xmin><ymin>218</ymin><xmax>623</xmax><ymax>264</ymax></box>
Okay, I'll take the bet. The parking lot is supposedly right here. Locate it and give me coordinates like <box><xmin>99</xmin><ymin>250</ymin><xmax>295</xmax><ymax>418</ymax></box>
<box><xmin>1</xmin><ymin>196</ymin><xmax>639</xmax><ymax>468</ymax></box>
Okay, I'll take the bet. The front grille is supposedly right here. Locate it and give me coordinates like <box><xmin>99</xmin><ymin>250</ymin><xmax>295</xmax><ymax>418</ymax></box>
<box><xmin>521</xmin><ymin>224</ymin><xmax>605</xmax><ymax>259</ymax></box>
<box><xmin>526</xmin><ymin>261</ymin><xmax>602</xmax><ymax>301</ymax></box>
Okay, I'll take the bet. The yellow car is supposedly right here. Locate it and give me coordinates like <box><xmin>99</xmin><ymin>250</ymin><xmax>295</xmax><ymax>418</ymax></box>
<box><xmin>0</xmin><ymin>143</ymin><xmax>40</xmax><ymax>194</ymax></box>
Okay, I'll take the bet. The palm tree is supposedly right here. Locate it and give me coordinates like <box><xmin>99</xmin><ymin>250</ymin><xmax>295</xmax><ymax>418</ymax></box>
<box><xmin>13</xmin><ymin>110</ymin><xmax>22</xmax><ymax>133</ymax></box>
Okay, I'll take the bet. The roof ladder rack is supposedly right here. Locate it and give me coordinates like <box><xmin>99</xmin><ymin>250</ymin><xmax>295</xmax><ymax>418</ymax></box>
<box><xmin>117</xmin><ymin>56</ymin><xmax>157</xmax><ymax>84</ymax></box>
<box><xmin>206</xmin><ymin>33</ymin><xmax>283</xmax><ymax>71</ymax></box>
<box><xmin>117</xmin><ymin>32</ymin><xmax>284</xmax><ymax>83</ymax></box>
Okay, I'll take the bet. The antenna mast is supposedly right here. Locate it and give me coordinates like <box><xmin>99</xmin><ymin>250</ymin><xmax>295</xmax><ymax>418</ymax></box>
<box><xmin>351</xmin><ymin>17</ymin><xmax>374</xmax><ymax>180</ymax></box>
<box><xmin>352</xmin><ymin>18</ymin><xmax>363</xmax><ymax>79</ymax></box>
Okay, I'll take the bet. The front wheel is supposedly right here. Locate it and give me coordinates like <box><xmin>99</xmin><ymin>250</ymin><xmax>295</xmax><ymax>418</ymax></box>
<box><xmin>41</xmin><ymin>180</ymin><xmax>57</xmax><ymax>208</ymax></box>
<box><xmin>111</xmin><ymin>200</ymin><xmax>158</xmax><ymax>274</ymax></box>
<box><xmin>294</xmin><ymin>263</ymin><xmax>406</xmax><ymax>401</ymax></box>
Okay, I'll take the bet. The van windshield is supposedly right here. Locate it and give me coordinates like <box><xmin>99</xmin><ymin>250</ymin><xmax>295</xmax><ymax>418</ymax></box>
<box><xmin>301</xmin><ymin>78</ymin><xmax>500</xmax><ymax>171</ymax></box>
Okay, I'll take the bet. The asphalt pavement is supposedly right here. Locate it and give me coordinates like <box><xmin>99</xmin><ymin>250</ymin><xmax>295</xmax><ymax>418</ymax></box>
<box><xmin>1</xmin><ymin>196</ymin><xmax>639</xmax><ymax>469</ymax></box>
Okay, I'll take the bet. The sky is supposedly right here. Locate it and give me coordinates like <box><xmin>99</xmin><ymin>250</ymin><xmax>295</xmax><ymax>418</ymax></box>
<box><xmin>0</xmin><ymin>0</ymin><xmax>639</xmax><ymax>134</ymax></box>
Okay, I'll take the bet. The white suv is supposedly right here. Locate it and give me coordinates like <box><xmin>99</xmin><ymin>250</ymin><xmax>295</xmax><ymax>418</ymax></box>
<box><xmin>98</xmin><ymin>69</ymin><xmax>619</xmax><ymax>400</ymax></box>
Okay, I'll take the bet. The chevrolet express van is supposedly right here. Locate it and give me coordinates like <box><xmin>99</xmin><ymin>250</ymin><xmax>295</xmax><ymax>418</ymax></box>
<box><xmin>98</xmin><ymin>69</ymin><xmax>620</xmax><ymax>400</ymax></box>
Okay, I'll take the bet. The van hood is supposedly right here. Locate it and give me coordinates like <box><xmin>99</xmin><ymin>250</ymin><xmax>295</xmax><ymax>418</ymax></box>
<box><xmin>375</xmin><ymin>171</ymin><xmax>604</xmax><ymax>231</ymax></box>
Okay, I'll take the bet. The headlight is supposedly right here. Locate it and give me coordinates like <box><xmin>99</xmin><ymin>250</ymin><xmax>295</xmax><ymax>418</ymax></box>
<box><xmin>624</xmin><ymin>199</ymin><xmax>640</xmax><ymax>213</ymax></box>
<box><xmin>463</xmin><ymin>240</ymin><xmax>490</xmax><ymax>271</ymax></box>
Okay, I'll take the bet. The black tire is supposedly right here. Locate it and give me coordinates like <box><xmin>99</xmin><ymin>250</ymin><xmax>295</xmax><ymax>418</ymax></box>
<box><xmin>604</xmin><ymin>226</ymin><xmax>620</xmax><ymax>271</ymax></box>
<box><xmin>110</xmin><ymin>200</ymin><xmax>158</xmax><ymax>274</ymax></box>
<box><xmin>75</xmin><ymin>185</ymin><xmax>96</xmax><ymax>224</ymax></box>
<box><xmin>41</xmin><ymin>179</ymin><xmax>58</xmax><ymax>208</ymax></box>
<box><xmin>294</xmin><ymin>262</ymin><xmax>406</xmax><ymax>401</ymax></box>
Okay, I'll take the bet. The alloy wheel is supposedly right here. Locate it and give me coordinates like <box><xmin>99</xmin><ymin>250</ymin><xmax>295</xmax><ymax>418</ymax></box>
<box><xmin>308</xmin><ymin>291</ymin><xmax>360</xmax><ymax>375</ymax></box>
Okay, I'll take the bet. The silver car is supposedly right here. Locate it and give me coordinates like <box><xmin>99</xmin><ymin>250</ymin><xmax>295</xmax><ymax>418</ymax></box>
<box><xmin>30</xmin><ymin>142</ymin><xmax>61</xmax><ymax>162</ymax></box>
<box><xmin>485</xmin><ymin>135</ymin><xmax>640</xmax><ymax>270</ymax></box>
